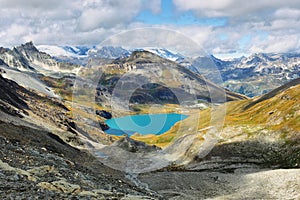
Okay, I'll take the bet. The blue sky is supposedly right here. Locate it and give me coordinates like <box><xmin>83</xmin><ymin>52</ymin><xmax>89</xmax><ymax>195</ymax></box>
<box><xmin>0</xmin><ymin>0</ymin><xmax>300</xmax><ymax>58</ymax></box>
<box><xmin>135</xmin><ymin>0</ymin><xmax>228</xmax><ymax>27</ymax></box>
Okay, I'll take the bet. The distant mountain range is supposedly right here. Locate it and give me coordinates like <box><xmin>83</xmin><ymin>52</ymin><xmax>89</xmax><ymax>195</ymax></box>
<box><xmin>1</xmin><ymin>42</ymin><xmax>299</xmax><ymax>98</ymax></box>
<box><xmin>36</xmin><ymin>45</ymin><xmax>186</xmax><ymax>63</ymax></box>
<box><xmin>39</xmin><ymin>45</ymin><xmax>298</xmax><ymax>97</ymax></box>
<box><xmin>196</xmin><ymin>53</ymin><xmax>300</xmax><ymax>97</ymax></box>
<box><xmin>0</xmin><ymin>42</ymin><xmax>246</xmax><ymax>105</ymax></box>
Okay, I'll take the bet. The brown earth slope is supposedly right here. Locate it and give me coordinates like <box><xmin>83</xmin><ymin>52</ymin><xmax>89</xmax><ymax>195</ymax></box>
<box><xmin>0</xmin><ymin>74</ymin><xmax>160</xmax><ymax>199</ymax></box>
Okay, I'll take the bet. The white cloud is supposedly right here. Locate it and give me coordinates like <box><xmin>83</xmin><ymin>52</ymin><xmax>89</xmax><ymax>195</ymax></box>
<box><xmin>274</xmin><ymin>8</ymin><xmax>300</xmax><ymax>19</ymax></box>
<box><xmin>0</xmin><ymin>24</ymin><xmax>29</xmax><ymax>45</ymax></box>
<box><xmin>0</xmin><ymin>0</ymin><xmax>299</xmax><ymax>56</ymax></box>
<box><xmin>249</xmin><ymin>34</ymin><xmax>300</xmax><ymax>53</ymax></box>
<box><xmin>173</xmin><ymin>0</ymin><xmax>300</xmax><ymax>17</ymax></box>
<box><xmin>143</xmin><ymin>0</ymin><xmax>161</xmax><ymax>14</ymax></box>
<box><xmin>0</xmin><ymin>0</ymin><xmax>162</xmax><ymax>46</ymax></box>
<box><xmin>0</xmin><ymin>0</ymin><xmax>64</xmax><ymax>10</ymax></box>
<box><xmin>171</xmin><ymin>0</ymin><xmax>300</xmax><ymax>54</ymax></box>
<box><xmin>77</xmin><ymin>0</ymin><xmax>142</xmax><ymax>31</ymax></box>
<box><xmin>173</xmin><ymin>0</ymin><xmax>233</xmax><ymax>16</ymax></box>
<box><xmin>76</xmin><ymin>0</ymin><xmax>161</xmax><ymax>31</ymax></box>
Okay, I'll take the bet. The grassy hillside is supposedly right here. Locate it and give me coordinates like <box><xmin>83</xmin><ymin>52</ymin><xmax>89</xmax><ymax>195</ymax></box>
<box><xmin>134</xmin><ymin>79</ymin><xmax>300</xmax><ymax>148</ymax></box>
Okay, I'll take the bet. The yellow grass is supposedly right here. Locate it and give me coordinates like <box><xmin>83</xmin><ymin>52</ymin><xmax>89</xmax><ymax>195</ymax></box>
<box><xmin>132</xmin><ymin>85</ymin><xmax>300</xmax><ymax>146</ymax></box>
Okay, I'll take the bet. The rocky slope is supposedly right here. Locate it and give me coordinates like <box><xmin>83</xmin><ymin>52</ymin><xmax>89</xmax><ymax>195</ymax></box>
<box><xmin>0</xmin><ymin>74</ymin><xmax>160</xmax><ymax>199</ymax></box>
<box><xmin>0</xmin><ymin>118</ymin><xmax>156</xmax><ymax>199</ymax></box>
<box><xmin>140</xmin><ymin>169</ymin><xmax>300</xmax><ymax>199</ymax></box>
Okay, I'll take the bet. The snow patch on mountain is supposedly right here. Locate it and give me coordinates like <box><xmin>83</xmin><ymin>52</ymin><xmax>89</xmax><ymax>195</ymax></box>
<box><xmin>37</xmin><ymin>45</ymin><xmax>78</xmax><ymax>57</ymax></box>
<box><xmin>38</xmin><ymin>45</ymin><xmax>189</xmax><ymax>63</ymax></box>
<box><xmin>37</xmin><ymin>45</ymin><xmax>90</xmax><ymax>58</ymax></box>
<box><xmin>140</xmin><ymin>48</ymin><xmax>186</xmax><ymax>62</ymax></box>
<box><xmin>62</xmin><ymin>46</ymin><xmax>90</xmax><ymax>56</ymax></box>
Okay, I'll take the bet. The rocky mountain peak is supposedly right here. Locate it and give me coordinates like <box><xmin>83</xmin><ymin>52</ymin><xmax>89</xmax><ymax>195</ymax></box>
<box><xmin>0</xmin><ymin>41</ymin><xmax>79</xmax><ymax>74</ymax></box>
<box><xmin>131</xmin><ymin>50</ymin><xmax>156</xmax><ymax>58</ymax></box>
<box><xmin>0</xmin><ymin>47</ymin><xmax>9</xmax><ymax>54</ymax></box>
<box><xmin>16</xmin><ymin>41</ymin><xmax>39</xmax><ymax>53</ymax></box>
<box><xmin>112</xmin><ymin>135</ymin><xmax>161</xmax><ymax>153</ymax></box>
<box><xmin>123</xmin><ymin>50</ymin><xmax>170</xmax><ymax>64</ymax></box>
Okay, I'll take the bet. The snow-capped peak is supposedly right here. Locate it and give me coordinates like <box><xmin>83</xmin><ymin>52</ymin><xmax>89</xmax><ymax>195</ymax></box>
<box><xmin>88</xmin><ymin>46</ymin><xmax>130</xmax><ymax>59</ymax></box>
<box><xmin>37</xmin><ymin>45</ymin><xmax>91</xmax><ymax>58</ymax></box>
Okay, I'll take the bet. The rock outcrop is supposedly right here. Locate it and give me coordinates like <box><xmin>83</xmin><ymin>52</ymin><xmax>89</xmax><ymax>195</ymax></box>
<box><xmin>112</xmin><ymin>136</ymin><xmax>161</xmax><ymax>153</ymax></box>
<box><xmin>0</xmin><ymin>42</ymin><xmax>79</xmax><ymax>73</ymax></box>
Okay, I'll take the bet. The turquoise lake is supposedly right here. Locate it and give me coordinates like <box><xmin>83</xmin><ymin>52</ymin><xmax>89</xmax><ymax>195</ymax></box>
<box><xmin>105</xmin><ymin>113</ymin><xmax>188</xmax><ymax>136</ymax></box>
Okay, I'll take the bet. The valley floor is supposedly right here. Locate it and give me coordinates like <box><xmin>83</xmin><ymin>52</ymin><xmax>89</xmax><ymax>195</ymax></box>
<box><xmin>140</xmin><ymin>168</ymin><xmax>300</xmax><ymax>199</ymax></box>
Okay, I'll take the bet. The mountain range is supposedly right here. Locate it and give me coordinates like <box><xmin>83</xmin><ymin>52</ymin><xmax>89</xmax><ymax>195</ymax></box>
<box><xmin>0</xmin><ymin>42</ymin><xmax>246</xmax><ymax>106</ymax></box>
<box><xmin>195</xmin><ymin>53</ymin><xmax>300</xmax><ymax>97</ymax></box>
<box><xmin>37</xmin><ymin>44</ymin><xmax>300</xmax><ymax>97</ymax></box>
<box><xmin>1</xmin><ymin>41</ymin><xmax>298</xmax><ymax>105</ymax></box>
